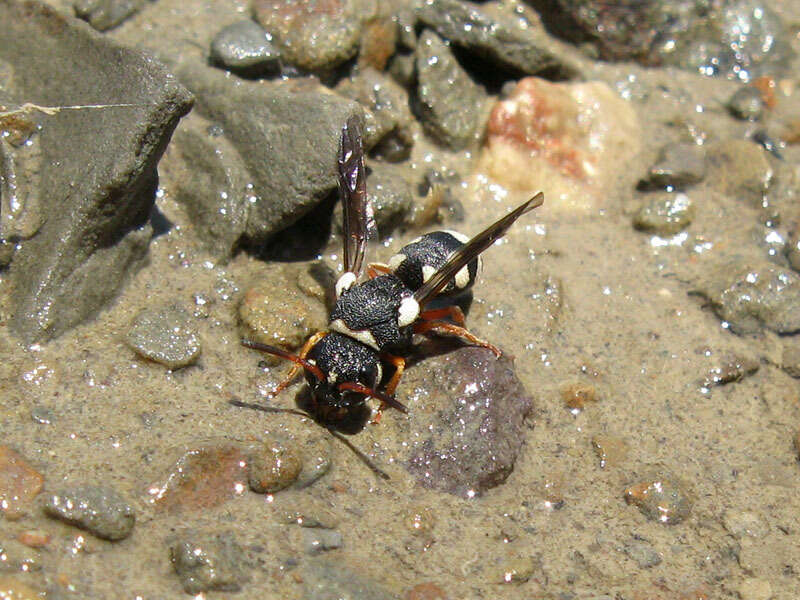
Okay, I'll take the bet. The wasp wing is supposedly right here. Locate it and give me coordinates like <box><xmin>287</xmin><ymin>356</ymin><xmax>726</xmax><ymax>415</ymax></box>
<box><xmin>413</xmin><ymin>192</ymin><xmax>544</xmax><ymax>306</ymax></box>
<box><xmin>338</xmin><ymin>115</ymin><xmax>375</xmax><ymax>278</ymax></box>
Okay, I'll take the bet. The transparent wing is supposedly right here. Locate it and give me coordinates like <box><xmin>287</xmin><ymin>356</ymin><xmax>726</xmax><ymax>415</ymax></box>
<box><xmin>413</xmin><ymin>192</ymin><xmax>544</xmax><ymax>306</ymax></box>
<box><xmin>338</xmin><ymin>115</ymin><xmax>375</xmax><ymax>277</ymax></box>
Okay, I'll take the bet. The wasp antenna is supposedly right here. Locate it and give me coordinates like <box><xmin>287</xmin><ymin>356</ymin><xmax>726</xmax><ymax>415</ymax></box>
<box><xmin>241</xmin><ymin>339</ymin><xmax>325</xmax><ymax>382</ymax></box>
<box><xmin>337</xmin><ymin>382</ymin><xmax>409</xmax><ymax>414</ymax></box>
<box><xmin>228</xmin><ymin>398</ymin><xmax>311</xmax><ymax>419</ymax></box>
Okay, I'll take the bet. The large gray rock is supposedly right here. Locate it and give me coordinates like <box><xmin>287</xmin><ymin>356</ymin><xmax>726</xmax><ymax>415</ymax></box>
<box><xmin>169</xmin><ymin>64</ymin><xmax>360</xmax><ymax>257</ymax></box>
<box><xmin>0</xmin><ymin>0</ymin><xmax>193</xmax><ymax>343</ymax></box>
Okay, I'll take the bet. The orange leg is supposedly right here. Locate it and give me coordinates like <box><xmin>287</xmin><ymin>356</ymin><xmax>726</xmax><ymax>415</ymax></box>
<box><xmin>419</xmin><ymin>305</ymin><xmax>466</xmax><ymax>327</ymax></box>
<box><xmin>271</xmin><ymin>331</ymin><xmax>327</xmax><ymax>397</ymax></box>
<box><xmin>414</xmin><ymin>320</ymin><xmax>501</xmax><ymax>358</ymax></box>
<box><xmin>367</xmin><ymin>262</ymin><xmax>391</xmax><ymax>279</ymax></box>
<box><xmin>371</xmin><ymin>354</ymin><xmax>406</xmax><ymax>425</ymax></box>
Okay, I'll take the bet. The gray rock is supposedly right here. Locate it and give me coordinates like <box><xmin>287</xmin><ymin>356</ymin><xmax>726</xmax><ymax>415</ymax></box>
<box><xmin>705</xmin><ymin>140</ymin><xmax>772</xmax><ymax>207</ymax></box>
<box><xmin>632</xmin><ymin>192</ymin><xmax>694</xmax><ymax>235</ymax></box>
<box><xmin>0</xmin><ymin>1</ymin><xmax>192</xmax><ymax>343</ymax></box>
<box><xmin>417</xmin><ymin>0</ymin><xmax>572</xmax><ymax>76</ymax></box>
<box><xmin>251</xmin><ymin>0</ymin><xmax>366</xmax><ymax>72</ymax></box>
<box><xmin>247</xmin><ymin>438</ymin><xmax>303</xmax><ymax>494</ymax></box>
<box><xmin>44</xmin><ymin>485</ymin><xmax>136</xmax><ymax>540</ymax></box>
<box><xmin>415</xmin><ymin>30</ymin><xmax>486</xmax><ymax>150</ymax></box>
<box><xmin>401</xmin><ymin>346</ymin><xmax>534</xmax><ymax>496</ymax></box>
<box><xmin>302</xmin><ymin>559</ymin><xmax>400</xmax><ymax>600</ymax></box>
<box><xmin>642</xmin><ymin>143</ymin><xmax>706</xmax><ymax>190</ymax></box>
<box><xmin>728</xmin><ymin>86</ymin><xmax>764</xmax><ymax>121</ymax></box>
<box><xmin>274</xmin><ymin>496</ymin><xmax>340</xmax><ymax>528</ymax></box>
<box><xmin>170</xmin><ymin>532</ymin><xmax>248</xmax><ymax>594</ymax></box>
<box><xmin>335</xmin><ymin>67</ymin><xmax>414</xmax><ymax>162</ymax></box>
<box><xmin>209</xmin><ymin>20</ymin><xmax>281</xmax><ymax>77</ymax></box>
<box><xmin>126</xmin><ymin>304</ymin><xmax>201</xmax><ymax>369</ymax></box>
<box><xmin>693</xmin><ymin>262</ymin><xmax>800</xmax><ymax>334</ymax></box>
<box><xmin>722</xmin><ymin>509</ymin><xmax>770</xmax><ymax>539</ymax></box>
<box><xmin>73</xmin><ymin>0</ymin><xmax>145</xmax><ymax>31</ymax></box>
<box><xmin>303</xmin><ymin>528</ymin><xmax>343</xmax><ymax>555</ymax></box>
<box><xmin>622</xmin><ymin>540</ymin><xmax>662</xmax><ymax>568</ymax></box>
<box><xmin>781</xmin><ymin>339</ymin><xmax>800</xmax><ymax>379</ymax></box>
<box><xmin>624</xmin><ymin>475</ymin><xmax>692</xmax><ymax>525</ymax></box>
<box><xmin>169</xmin><ymin>65</ymin><xmax>359</xmax><ymax>258</ymax></box>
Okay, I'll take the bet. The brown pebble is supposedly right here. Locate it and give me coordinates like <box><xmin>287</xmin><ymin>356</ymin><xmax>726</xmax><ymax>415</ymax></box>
<box><xmin>17</xmin><ymin>530</ymin><xmax>51</xmax><ymax>548</ymax></box>
<box><xmin>406</xmin><ymin>582</ymin><xmax>449</xmax><ymax>600</ymax></box>
<box><xmin>0</xmin><ymin>446</ymin><xmax>44</xmax><ymax>520</ymax></box>
<box><xmin>248</xmin><ymin>439</ymin><xmax>303</xmax><ymax>494</ymax></box>
<box><xmin>591</xmin><ymin>435</ymin><xmax>629</xmax><ymax>469</ymax></box>
<box><xmin>402</xmin><ymin>506</ymin><xmax>436</xmax><ymax>537</ymax></box>
<box><xmin>561</xmin><ymin>383</ymin><xmax>596</xmax><ymax>410</ymax></box>
<box><xmin>624</xmin><ymin>476</ymin><xmax>692</xmax><ymax>524</ymax></box>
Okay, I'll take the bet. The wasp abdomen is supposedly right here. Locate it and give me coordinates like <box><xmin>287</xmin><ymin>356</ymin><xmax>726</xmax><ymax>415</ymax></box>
<box><xmin>389</xmin><ymin>231</ymin><xmax>479</xmax><ymax>295</ymax></box>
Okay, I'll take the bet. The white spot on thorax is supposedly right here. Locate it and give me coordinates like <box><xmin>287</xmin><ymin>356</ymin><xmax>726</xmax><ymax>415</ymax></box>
<box><xmin>388</xmin><ymin>253</ymin><xmax>406</xmax><ymax>271</ymax></box>
<box><xmin>397</xmin><ymin>297</ymin><xmax>420</xmax><ymax>327</ymax></box>
<box><xmin>421</xmin><ymin>265</ymin><xmax>436</xmax><ymax>282</ymax></box>
<box><xmin>329</xmin><ymin>319</ymin><xmax>379</xmax><ymax>349</ymax></box>
<box><xmin>335</xmin><ymin>272</ymin><xmax>357</xmax><ymax>297</ymax></box>
<box><xmin>443</xmin><ymin>229</ymin><xmax>469</xmax><ymax>243</ymax></box>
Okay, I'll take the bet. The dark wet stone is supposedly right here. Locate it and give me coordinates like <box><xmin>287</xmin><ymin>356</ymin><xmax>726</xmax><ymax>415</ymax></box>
<box><xmin>0</xmin><ymin>2</ymin><xmax>192</xmax><ymax>343</ymax></box>
<box><xmin>73</xmin><ymin>0</ymin><xmax>144</xmax><ymax>31</ymax></box>
<box><xmin>401</xmin><ymin>346</ymin><xmax>534</xmax><ymax>496</ymax></box>
<box><xmin>728</xmin><ymin>86</ymin><xmax>764</xmax><ymax>121</ymax></box>
<box><xmin>632</xmin><ymin>192</ymin><xmax>694</xmax><ymax>236</ymax></box>
<box><xmin>209</xmin><ymin>20</ymin><xmax>281</xmax><ymax>77</ymax></box>
<box><xmin>705</xmin><ymin>140</ymin><xmax>772</xmax><ymax>207</ymax></box>
<box><xmin>169</xmin><ymin>66</ymin><xmax>359</xmax><ymax>258</ymax></box>
<box><xmin>335</xmin><ymin>67</ymin><xmax>414</xmax><ymax>162</ymax></box>
<box><xmin>624</xmin><ymin>475</ymin><xmax>692</xmax><ymax>524</ymax></box>
<box><xmin>693</xmin><ymin>262</ymin><xmax>800</xmax><ymax>335</ymax></box>
<box><xmin>621</xmin><ymin>540</ymin><xmax>662</xmax><ymax>568</ymax></box>
<box><xmin>125</xmin><ymin>304</ymin><xmax>201</xmax><ymax>369</ymax></box>
<box><xmin>251</xmin><ymin>0</ymin><xmax>366</xmax><ymax>72</ymax></box>
<box><xmin>302</xmin><ymin>558</ymin><xmax>400</xmax><ymax>600</ymax></box>
<box><xmin>641</xmin><ymin>143</ymin><xmax>706</xmax><ymax>190</ymax></box>
<box><xmin>415</xmin><ymin>30</ymin><xmax>486</xmax><ymax>150</ymax></box>
<box><xmin>44</xmin><ymin>485</ymin><xmax>135</xmax><ymax>541</ymax></box>
<box><xmin>701</xmin><ymin>353</ymin><xmax>759</xmax><ymax>389</ymax></box>
<box><xmin>388</xmin><ymin>53</ymin><xmax>416</xmax><ymax>89</ymax></box>
<box><xmin>247</xmin><ymin>438</ymin><xmax>303</xmax><ymax>494</ymax></box>
<box><xmin>170</xmin><ymin>532</ymin><xmax>249</xmax><ymax>594</ymax></box>
<box><xmin>303</xmin><ymin>528</ymin><xmax>343</xmax><ymax>555</ymax></box>
<box><xmin>417</xmin><ymin>0</ymin><xmax>571</xmax><ymax>77</ymax></box>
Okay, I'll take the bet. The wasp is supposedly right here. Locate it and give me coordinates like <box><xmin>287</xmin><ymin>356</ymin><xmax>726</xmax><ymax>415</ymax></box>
<box><xmin>240</xmin><ymin>116</ymin><xmax>543</xmax><ymax>429</ymax></box>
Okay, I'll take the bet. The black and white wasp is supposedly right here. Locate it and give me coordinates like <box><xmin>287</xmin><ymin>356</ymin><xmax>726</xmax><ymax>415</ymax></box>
<box><xmin>240</xmin><ymin>116</ymin><xmax>543</xmax><ymax>428</ymax></box>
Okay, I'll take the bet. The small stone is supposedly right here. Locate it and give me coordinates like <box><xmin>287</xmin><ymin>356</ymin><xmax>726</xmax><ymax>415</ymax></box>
<box><xmin>274</xmin><ymin>497</ymin><xmax>340</xmax><ymax>528</ymax></box>
<box><xmin>358</xmin><ymin>14</ymin><xmax>398</xmax><ymax>71</ymax></box>
<box><xmin>334</xmin><ymin>163</ymin><xmax>413</xmax><ymax>237</ymax></box>
<box><xmin>209</xmin><ymin>20</ymin><xmax>281</xmax><ymax>77</ymax></box>
<box><xmin>0</xmin><ymin>446</ymin><xmax>44</xmax><ymax>520</ymax></box>
<box><xmin>146</xmin><ymin>442</ymin><xmax>249</xmax><ymax>514</ymax></box>
<box><xmin>170</xmin><ymin>532</ymin><xmax>248</xmax><ymax>594</ymax></box>
<box><xmin>125</xmin><ymin>304</ymin><xmax>201</xmax><ymax>369</ymax></box>
<box><xmin>624</xmin><ymin>476</ymin><xmax>692</xmax><ymax>524</ymax></box>
<box><xmin>780</xmin><ymin>340</ymin><xmax>800</xmax><ymax>378</ymax></box>
<box><xmin>737</xmin><ymin>577</ymin><xmax>772</xmax><ymax>600</ymax></box>
<box><xmin>643</xmin><ymin>144</ymin><xmax>706</xmax><ymax>189</ymax></box>
<box><xmin>722</xmin><ymin>510</ymin><xmax>770</xmax><ymax>539</ymax></box>
<box><xmin>302</xmin><ymin>559</ymin><xmax>398</xmax><ymax>599</ymax></box>
<box><xmin>705</xmin><ymin>141</ymin><xmax>772</xmax><ymax>208</ymax></box>
<box><xmin>73</xmin><ymin>0</ymin><xmax>144</xmax><ymax>31</ymax></box>
<box><xmin>44</xmin><ymin>485</ymin><xmax>135</xmax><ymax>541</ymax></box>
<box><xmin>591</xmin><ymin>435</ymin><xmax>628</xmax><ymax>469</ymax></box>
<box><xmin>728</xmin><ymin>87</ymin><xmax>764</xmax><ymax>121</ymax></box>
<box><xmin>16</xmin><ymin>530</ymin><xmax>50</xmax><ymax>549</ymax></box>
<box><xmin>303</xmin><ymin>528</ymin><xmax>343</xmax><ymax>555</ymax></box>
<box><xmin>29</xmin><ymin>406</ymin><xmax>53</xmax><ymax>425</ymax></box>
<box><xmin>247</xmin><ymin>438</ymin><xmax>303</xmax><ymax>494</ymax></box>
<box><xmin>0</xmin><ymin>576</ymin><xmax>42</xmax><ymax>600</ymax></box>
<box><xmin>561</xmin><ymin>382</ymin><xmax>596</xmax><ymax>411</ymax></box>
<box><xmin>406</xmin><ymin>583</ymin><xmax>448</xmax><ymax>600</ymax></box>
<box><xmin>0</xmin><ymin>539</ymin><xmax>42</xmax><ymax>572</ymax></box>
<box><xmin>701</xmin><ymin>354</ymin><xmax>759</xmax><ymax>388</ymax></box>
<box><xmin>497</xmin><ymin>556</ymin><xmax>536</xmax><ymax>584</ymax></box>
<box><xmin>633</xmin><ymin>192</ymin><xmax>695</xmax><ymax>235</ymax></box>
<box><xmin>294</xmin><ymin>434</ymin><xmax>333</xmax><ymax>489</ymax></box>
<box><xmin>401</xmin><ymin>506</ymin><xmax>436</xmax><ymax>538</ymax></box>
<box><xmin>621</xmin><ymin>540</ymin><xmax>662</xmax><ymax>568</ymax></box>
<box><xmin>415</xmin><ymin>30</ymin><xmax>486</xmax><ymax>150</ymax></box>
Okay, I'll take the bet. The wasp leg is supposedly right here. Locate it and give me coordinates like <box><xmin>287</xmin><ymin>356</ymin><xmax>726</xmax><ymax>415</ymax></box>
<box><xmin>371</xmin><ymin>354</ymin><xmax>406</xmax><ymax>425</ymax></box>
<box><xmin>419</xmin><ymin>305</ymin><xmax>466</xmax><ymax>327</ymax></box>
<box><xmin>367</xmin><ymin>262</ymin><xmax>391</xmax><ymax>279</ymax></box>
<box><xmin>414</xmin><ymin>320</ymin><xmax>501</xmax><ymax>358</ymax></box>
<box><xmin>271</xmin><ymin>331</ymin><xmax>328</xmax><ymax>396</ymax></box>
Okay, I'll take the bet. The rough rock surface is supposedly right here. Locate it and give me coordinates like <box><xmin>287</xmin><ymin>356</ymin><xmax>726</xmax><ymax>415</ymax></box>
<box><xmin>0</xmin><ymin>0</ymin><xmax>193</xmax><ymax>342</ymax></box>
<box><xmin>400</xmin><ymin>346</ymin><xmax>534</xmax><ymax>496</ymax></box>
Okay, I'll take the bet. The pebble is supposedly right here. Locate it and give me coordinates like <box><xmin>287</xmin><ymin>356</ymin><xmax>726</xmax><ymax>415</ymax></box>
<box><xmin>780</xmin><ymin>340</ymin><xmax>800</xmax><ymax>378</ymax></box>
<box><xmin>274</xmin><ymin>496</ymin><xmax>340</xmax><ymax>529</ymax></box>
<box><xmin>561</xmin><ymin>382</ymin><xmax>597</xmax><ymax>411</ymax></box>
<box><xmin>0</xmin><ymin>539</ymin><xmax>42</xmax><ymax>572</ymax></box>
<box><xmin>0</xmin><ymin>576</ymin><xmax>41</xmax><ymax>600</ymax></box>
<box><xmin>415</xmin><ymin>30</ymin><xmax>486</xmax><ymax>150</ymax></box>
<box><xmin>44</xmin><ymin>485</ymin><xmax>135</xmax><ymax>541</ymax></box>
<box><xmin>693</xmin><ymin>262</ymin><xmax>800</xmax><ymax>334</ymax></box>
<box><xmin>701</xmin><ymin>353</ymin><xmax>759</xmax><ymax>389</ymax></box>
<box><xmin>722</xmin><ymin>509</ymin><xmax>770</xmax><ymax>539</ymax></box>
<box><xmin>642</xmin><ymin>144</ymin><xmax>706</xmax><ymax>190</ymax></box>
<box><xmin>496</xmin><ymin>556</ymin><xmax>536</xmax><ymax>584</ymax></box>
<box><xmin>73</xmin><ymin>0</ymin><xmax>144</xmax><ymax>31</ymax></box>
<box><xmin>29</xmin><ymin>406</ymin><xmax>53</xmax><ymax>425</ymax></box>
<box><xmin>209</xmin><ymin>20</ymin><xmax>281</xmax><ymax>77</ymax></box>
<box><xmin>303</xmin><ymin>528</ymin><xmax>343</xmax><ymax>555</ymax></box>
<box><xmin>728</xmin><ymin>87</ymin><xmax>764</xmax><ymax>121</ymax></box>
<box><xmin>633</xmin><ymin>192</ymin><xmax>695</xmax><ymax>235</ymax></box>
<box><xmin>591</xmin><ymin>435</ymin><xmax>629</xmax><ymax>469</ymax></box>
<box><xmin>294</xmin><ymin>433</ymin><xmax>333</xmax><ymax>489</ymax></box>
<box><xmin>251</xmin><ymin>0</ymin><xmax>363</xmax><ymax>71</ymax></box>
<box><xmin>621</xmin><ymin>540</ymin><xmax>662</xmax><ymax>568</ymax></box>
<box><xmin>0</xmin><ymin>446</ymin><xmax>44</xmax><ymax>520</ymax></box>
<box><xmin>705</xmin><ymin>140</ymin><xmax>772</xmax><ymax>207</ymax></box>
<box><xmin>125</xmin><ymin>304</ymin><xmax>201</xmax><ymax>369</ymax></box>
<box><xmin>146</xmin><ymin>442</ymin><xmax>249</xmax><ymax>513</ymax></box>
<box><xmin>247</xmin><ymin>438</ymin><xmax>303</xmax><ymax>494</ymax></box>
<box><xmin>737</xmin><ymin>577</ymin><xmax>772</xmax><ymax>600</ymax></box>
<box><xmin>359</xmin><ymin>15</ymin><xmax>397</xmax><ymax>71</ymax></box>
<box><xmin>170</xmin><ymin>532</ymin><xmax>248</xmax><ymax>594</ymax></box>
<box><xmin>302</xmin><ymin>558</ymin><xmax>398</xmax><ymax>600</ymax></box>
<box><xmin>405</xmin><ymin>583</ymin><xmax>449</xmax><ymax>600</ymax></box>
<box><xmin>624</xmin><ymin>475</ymin><xmax>692</xmax><ymax>524</ymax></box>
<box><xmin>334</xmin><ymin>163</ymin><xmax>413</xmax><ymax>237</ymax></box>
<box><xmin>16</xmin><ymin>530</ymin><xmax>50</xmax><ymax>549</ymax></box>
<box><xmin>401</xmin><ymin>506</ymin><xmax>436</xmax><ymax>538</ymax></box>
